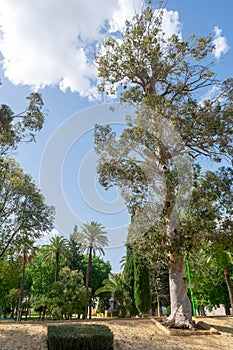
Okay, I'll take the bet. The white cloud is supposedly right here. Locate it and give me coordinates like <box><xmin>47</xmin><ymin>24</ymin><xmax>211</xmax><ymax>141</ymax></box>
<box><xmin>0</xmin><ymin>1</ymin><xmax>181</xmax><ymax>99</ymax></box>
<box><xmin>0</xmin><ymin>0</ymin><xmax>143</xmax><ymax>98</ymax></box>
<box><xmin>213</xmin><ymin>26</ymin><xmax>229</xmax><ymax>60</ymax></box>
<box><xmin>36</xmin><ymin>228</ymin><xmax>60</xmax><ymax>246</ymax></box>
<box><xmin>199</xmin><ymin>85</ymin><xmax>221</xmax><ymax>106</ymax></box>
<box><xmin>158</xmin><ymin>9</ymin><xmax>182</xmax><ymax>39</ymax></box>
<box><xmin>110</xmin><ymin>0</ymin><xmax>144</xmax><ymax>32</ymax></box>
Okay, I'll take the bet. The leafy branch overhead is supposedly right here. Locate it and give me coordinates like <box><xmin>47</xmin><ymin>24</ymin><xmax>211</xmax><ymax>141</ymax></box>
<box><xmin>96</xmin><ymin>7</ymin><xmax>233</xmax><ymax>162</ymax></box>
<box><xmin>0</xmin><ymin>158</ymin><xmax>54</xmax><ymax>258</ymax></box>
<box><xmin>0</xmin><ymin>92</ymin><xmax>46</xmax><ymax>156</ymax></box>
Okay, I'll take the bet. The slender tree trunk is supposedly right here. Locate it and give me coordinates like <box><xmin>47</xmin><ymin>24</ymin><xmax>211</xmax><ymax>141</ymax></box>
<box><xmin>151</xmin><ymin>271</ymin><xmax>161</xmax><ymax>317</ymax></box>
<box><xmin>88</xmin><ymin>250</ymin><xmax>93</xmax><ymax>319</ymax></box>
<box><xmin>3</xmin><ymin>301</ymin><xmax>7</xmax><ymax>318</ymax></box>
<box><xmin>17</xmin><ymin>251</ymin><xmax>26</xmax><ymax>322</ymax></box>
<box><xmin>55</xmin><ymin>252</ymin><xmax>59</xmax><ymax>282</ymax></box>
<box><xmin>201</xmin><ymin>306</ymin><xmax>206</xmax><ymax>316</ymax></box>
<box><xmin>85</xmin><ymin>247</ymin><xmax>92</xmax><ymax>319</ymax></box>
<box><xmin>156</xmin><ymin>282</ymin><xmax>161</xmax><ymax>318</ymax></box>
<box><xmin>224</xmin><ymin>267</ymin><xmax>233</xmax><ymax>315</ymax></box>
<box><xmin>166</xmin><ymin>254</ymin><xmax>194</xmax><ymax>329</ymax></box>
<box><xmin>224</xmin><ymin>305</ymin><xmax>231</xmax><ymax>315</ymax></box>
<box><xmin>42</xmin><ymin>307</ymin><xmax>47</xmax><ymax>321</ymax></box>
<box><xmin>85</xmin><ymin>272</ymin><xmax>89</xmax><ymax>319</ymax></box>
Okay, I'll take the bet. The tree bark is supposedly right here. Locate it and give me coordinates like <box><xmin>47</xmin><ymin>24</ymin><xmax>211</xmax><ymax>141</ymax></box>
<box><xmin>224</xmin><ymin>267</ymin><xmax>233</xmax><ymax>315</ymax></box>
<box><xmin>162</xmin><ymin>167</ymin><xmax>194</xmax><ymax>328</ymax></box>
<box><xmin>224</xmin><ymin>305</ymin><xmax>231</xmax><ymax>315</ymax></box>
<box><xmin>165</xmin><ymin>255</ymin><xmax>194</xmax><ymax>329</ymax></box>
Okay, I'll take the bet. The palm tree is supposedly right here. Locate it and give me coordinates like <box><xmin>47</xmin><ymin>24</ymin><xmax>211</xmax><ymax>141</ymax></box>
<box><xmin>43</xmin><ymin>235</ymin><xmax>68</xmax><ymax>282</ymax></box>
<box><xmin>96</xmin><ymin>273</ymin><xmax>126</xmax><ymax>317</ymax></box>
<box><xmin>75</xmin><ymin>221</ymin><xmax>109</xmax><ymax>319</ymax></box>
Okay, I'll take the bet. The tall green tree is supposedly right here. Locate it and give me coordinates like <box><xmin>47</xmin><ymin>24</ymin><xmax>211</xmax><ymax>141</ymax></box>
<box><xmin>149</xmin><ymin>260</ymin><xmax>170</xmax><ymax>317</ymax></box>
<box><xmin>0</xmin><ymin>92</ymin><xmax>45</xmax><ymax>157</ymax></box>
<box><xmin>74</xmin><ymin>221</ymin><xmax>109</xmax><ymax>319</ymax></box>
<box><xmin>186</xmin><ymin>166</ymin><xmax>233</xmax><ymax>313</ymax></box>
<box><xmin>67</xmin><ymin>226</ymin><xmax>83</xmax><ymax>271</ymax></box>
<box><xmin>202</xmin><ymin>167</ymin><xmax>233</xmax><ymax>314</ymax></box>
<box><xmin>0</xmin><ymin>259</ymin><xmax>21</xmax><ymax>318</ymax></box>
<box><xmin>207</xmin><ymin>250</ymin><xmax>233</xmax><ymax>315</ymax></box>
<box><xmin>15</xmin><ymin>236</ymin><xmax>37</xmax><ymax>321</ymax></box>
<box><xmin>95</xmin><ymin>5</ymin><xmax>233</xmax><ymax>328</ymax></box>
<box><xmin>81</xmin><ymin>255</ymin><xmax>111</xmax><ymax>295</ymax></box>
<box><xmin>189</xmin><ymin>248</ymin><xmax>232</xmax><ymax>315</ymax></box>
<box><xmin>48</xmin><ymin>266</ymin><xmax>86</xmax><ymax>320</ymax></box>
<box><xmin>43</xmin><ymin>236</ymin><xmax>68</xmax><ymax>282</ymax></box>
<box><xmin>0</xmin><ymin>158</ymin><xmax>54</xmax><ymax>258</ymax></box>
<box><xmin>26</xmin><ymin>247</ymin><xmax>55</xmax><ymax>320</ymax></box>
<box><xmin>123</xmin><ymin>246</ymin><xmax>138</xmax><ymax>316</ymax></box>
<box><xmin>134</xmin><ymin>252</ymin><xmax>151</xmax><ymax>315</ymax></box>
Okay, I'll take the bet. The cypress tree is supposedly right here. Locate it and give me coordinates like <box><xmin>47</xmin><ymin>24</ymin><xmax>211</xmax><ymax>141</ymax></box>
<box><xmin>134</xmin><ymin>252</ymin><xmax>151</xmax><ymax>315</ymax></box>
<box><xmin>123</xmin><ymin>245</ymin><xmax>138</xmax><ymax>316</ymax></box>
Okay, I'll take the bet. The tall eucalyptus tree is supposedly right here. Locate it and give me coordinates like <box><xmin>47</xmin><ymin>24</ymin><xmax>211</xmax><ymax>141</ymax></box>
<box><xmin>95</xmin><ymin>5</ymin><xmax>233</xmax><ymax>328</ymax></box>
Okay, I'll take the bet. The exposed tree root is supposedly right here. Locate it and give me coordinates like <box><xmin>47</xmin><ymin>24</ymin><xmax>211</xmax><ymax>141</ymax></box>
<box><xmin>162</xmin><ymin>304</ymin><xmax>195</xmax><ymax>330</ymax></box>
<box><xmin>163</xmin><ymin>317</ymin><xmax>195</xmax><ymax>330</ymax></box>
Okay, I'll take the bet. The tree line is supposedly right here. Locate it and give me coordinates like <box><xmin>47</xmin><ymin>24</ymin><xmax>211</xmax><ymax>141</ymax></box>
<box><xmin>0</xmin><ymin>224</ymin><xmax>111</xmax><ymax>321</ymax></box>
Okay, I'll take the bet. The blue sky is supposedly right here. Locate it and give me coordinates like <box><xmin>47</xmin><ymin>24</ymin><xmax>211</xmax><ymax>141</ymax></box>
<box><xmin>0</xmin><ymin>0</ymin><xmax>232</xmax><ymax>272</ymax></box>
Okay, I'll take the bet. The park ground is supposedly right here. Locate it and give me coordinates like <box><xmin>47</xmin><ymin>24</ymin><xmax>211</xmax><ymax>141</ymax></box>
<box><xmin>0</xmin><ymin>316</ymin><xmax>233</xmax><ymax>350</ymax></box>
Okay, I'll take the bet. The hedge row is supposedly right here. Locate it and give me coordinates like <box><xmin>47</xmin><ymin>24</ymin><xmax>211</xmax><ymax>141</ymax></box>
<box><xmin>47</xmin><ymin>324</ymin><xmax>114</xmax><ymax>350</ymax></box>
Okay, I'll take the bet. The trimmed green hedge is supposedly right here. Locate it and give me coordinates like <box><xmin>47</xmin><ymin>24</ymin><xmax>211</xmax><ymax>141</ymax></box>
<box><xmin>47</xmin><ymin>324</ymin><xmax>114</xmax><ymax>350</ymax></box>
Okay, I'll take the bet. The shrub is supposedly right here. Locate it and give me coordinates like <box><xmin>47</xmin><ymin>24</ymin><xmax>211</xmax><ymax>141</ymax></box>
<box><xmin>47</xmin><ymin>324</ymin><xmax>114</xmax><ymax>350</ymax></box>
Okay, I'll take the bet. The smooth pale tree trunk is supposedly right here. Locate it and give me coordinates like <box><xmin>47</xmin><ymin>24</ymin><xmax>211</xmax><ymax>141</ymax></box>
<box><xmin>162</xmin><ymin>169</ymin><xmax>194</xmax><ymax>329</ymax></box>
<box><xmin>153</xmin><ymin>278</ymin><xmax>161</xmax><ymax>317</ymax></box>
<box><xmin>166</xmin><ymin>255</ymin><xmax>194</xmax><ymax>329</ymax></box>
<box><xmin>224</xmin><ymin>267</ymin><xmax>233</xmax><ymax>315</ymax></box>
<box><xmin>157</xmin><ymin>292</ymin><xmax>161</xmax><ymax>318</ymax></box>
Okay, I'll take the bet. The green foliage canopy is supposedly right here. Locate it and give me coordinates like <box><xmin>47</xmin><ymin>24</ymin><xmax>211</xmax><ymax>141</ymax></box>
<box><xmin>0</xmin><ymin>158</ymin><xmax>54</xmax><ymax>258</ymax></box>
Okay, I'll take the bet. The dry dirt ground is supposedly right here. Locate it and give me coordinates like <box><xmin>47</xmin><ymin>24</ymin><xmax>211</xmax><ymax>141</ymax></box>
<box><xmin>0</xmin><ymin>316</ymin><xmax>233</xmax><ymax>350</ymax></box>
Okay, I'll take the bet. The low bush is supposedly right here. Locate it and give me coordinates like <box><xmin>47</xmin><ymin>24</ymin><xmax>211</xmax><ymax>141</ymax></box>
<box><xmin>47</xmin><ymin>324</ymin><xmax>114</xmax><ymax>350</ymax></box>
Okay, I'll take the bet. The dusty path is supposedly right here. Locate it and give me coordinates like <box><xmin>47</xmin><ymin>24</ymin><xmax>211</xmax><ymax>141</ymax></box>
<box><xmin>0</xmin><ymin>323</ymin><xmax>47</xmax><ymax>350</ymax></box>
<box><xmin>0</xmin><ymin>317</ymin><xmax>233</xmax><ymax>350</ymax></box>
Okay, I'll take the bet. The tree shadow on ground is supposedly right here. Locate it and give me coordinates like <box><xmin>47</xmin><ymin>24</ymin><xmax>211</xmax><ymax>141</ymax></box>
<box><xmin>208</xmin><ymin>323</ymin><xmax>233</xmax><ymax>335</ymax></box>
